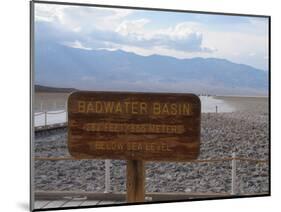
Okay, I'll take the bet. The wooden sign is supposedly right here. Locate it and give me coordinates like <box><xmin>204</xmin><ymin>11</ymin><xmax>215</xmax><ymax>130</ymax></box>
<box><xmin>68</xmin><ymin>91</ymin><xmax>201</xmax><ymax>161</ymax></box>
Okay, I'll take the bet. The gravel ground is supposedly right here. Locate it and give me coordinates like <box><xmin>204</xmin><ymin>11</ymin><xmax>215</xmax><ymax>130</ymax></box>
<box><xmin>34</xmin><ymin>112</ymin><xmax>269</xmax><ymax>195</ymax></box>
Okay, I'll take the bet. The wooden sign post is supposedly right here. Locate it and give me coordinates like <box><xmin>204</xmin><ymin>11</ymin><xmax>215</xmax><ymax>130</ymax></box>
<box><xmin>126</xmin><ymin>160</ymin><xmax>145</xmax><ymax>202</ymax></box>
<box><xmin>67</xmin><ymin>91</ymin><xmax>201</xmax><ymax>202</ymax></box>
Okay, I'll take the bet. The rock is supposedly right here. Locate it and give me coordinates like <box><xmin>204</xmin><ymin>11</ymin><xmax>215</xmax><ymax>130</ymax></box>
<box><xmin>34</xmin><ymin>112</ymin><xmax>269</xmax><ymax>194</ymax></box>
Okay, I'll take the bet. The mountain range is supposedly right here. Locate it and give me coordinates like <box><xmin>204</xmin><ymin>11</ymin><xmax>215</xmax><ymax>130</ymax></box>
<box><xmin>35</xmin><ymin>41</ymin><xmax>268</xmax><ymax>95</ymax></box>
<box><xmin>34</xmin><ymin>85</ymin><xmax>78</xmax><ymax>93</ymax></box>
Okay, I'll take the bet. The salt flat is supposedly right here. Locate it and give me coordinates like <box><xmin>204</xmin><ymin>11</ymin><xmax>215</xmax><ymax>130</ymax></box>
<box><xmin>215</xmin><ymin>96</ymin><xmax>268</xmax><ymax>113</ymax></box>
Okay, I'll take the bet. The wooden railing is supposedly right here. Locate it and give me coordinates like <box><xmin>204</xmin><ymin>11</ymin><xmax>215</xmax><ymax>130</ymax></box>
<box><xmin>34</xmin><ymin>154</ymin><xmax>268</xmax><ymax>196</ymax></box>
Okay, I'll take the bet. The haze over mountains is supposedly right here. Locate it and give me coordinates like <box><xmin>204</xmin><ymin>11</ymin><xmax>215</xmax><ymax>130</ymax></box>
<box><xmin>35</xmin><ymin>41</ymin><xmax>268</xmax><ymax>96</ymax></box>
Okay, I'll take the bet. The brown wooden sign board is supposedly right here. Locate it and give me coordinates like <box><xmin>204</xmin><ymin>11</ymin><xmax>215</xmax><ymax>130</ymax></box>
<box><xmin>68</xmin><ymin>91</ymin><xmax>201</xmax><ymax>161</ymax></box>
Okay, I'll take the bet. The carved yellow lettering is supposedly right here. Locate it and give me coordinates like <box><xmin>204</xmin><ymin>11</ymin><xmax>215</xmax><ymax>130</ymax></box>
<box><xmin>162</xmin><ymin>104</ymin><xmax>169</xmax><ymax>115</ymax></box>
<box><xmin>153</xmin><ymin>103</ymin><xmax>161</xmax><ymax>115</ymax></box>
<box><xmin>178</xmin><ymin>104</ymin><xmax>182</xmax><ymax>115</ymax></box>
<box><xmin>132</xmin><ymin>143</ymin><xmax>138</xmax><ymax>151</ymax></box>
<box><xmin>171</xmin><ymin>126</ymin><xmax>177</xmax><ymax>133</ymax></box>
<box><xmin>95</xmin><ymin>142</ymin><xmax>105</xmax><ymax>150</ymax></box>
<box><xmin>95</xmin><ymin>101</ymin><xmax>102</xmax><ymax>113</ymax></box>
<box><xmin>117</xmin><ymin>143</ymin><xmax>124</xmax><ymax>150</ymax></box>
<box><xmin>170</xmin><ymin>103</ymin><xmax>177</xmax><ymax>115</ymax></box>
<box><xmin>183</xmin><ymin>104</ymin><xmax>190</xmax><ymax>115</ymax></box>
<box><xmin>124</xmin><ymin>102</ymin><xmax>130</xmax><ymax>113</ymax></box>
<box><xmin>115</xmin><ymin>102</ymin><xmax>122</xmax><ymax>113</ymax></box>
<box><xmin>150</xmin><ymin>144</ymin><xmax>155</xmax><ymax>152</ymax></box>
<box><xmin>137</xmin><ymin>144</ymin><xmax>142</xmax><ymax>150</ymax></box>
<box><xmin>86</xmin><ymin>102</ymin><xmax>94</xmax><ymax>113</ymax></box>
<box><xmin>145</xmin><ymin>144</ymin><xmax>150</xmax><ymax>151</ymax></box>
<box><xmin>104</xmin><ymin>101</ymin><xmax>114</xmax><ymax>113</ymax></box>
<box><xmin>78</xmin><ymin>101</ymin><xmax>86</xmax><ymax>112</ymax></box>
<box><xmin>140</xmin><ymin>102</ymin><xmax>147</xmax><ymax>114</ymax></box>
<box><xmin>131</xmin><ymin>102</ymin><xmax>138</xmax><ymax>114</ymax></box>
<box><xmin>162</xmin><ymin>144</ymin><xmax>172</xmax><ymax>151</ymax></box>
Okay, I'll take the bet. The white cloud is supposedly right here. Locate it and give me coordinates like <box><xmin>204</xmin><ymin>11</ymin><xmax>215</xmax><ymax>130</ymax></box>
<box><xmin>35</xmin><ymin>4</ymin><xmax>213</xmax><ymax>53</ymax></box>
<box><xmin>35</xmin><ymin>4</ymin><xmax>133</xmax><ymax>31</ymax></box>
<box><xmin>201</xmin><ymin>29</ymin><xmax>268</xmax><ymax>69</ymax></box>
<box><xmin>164</xmin><ymin>22</ymin><xmax>200</xmax><ymax>39</ymax></box>
<box><xmin>35</xmin><ymin>4</ymin><xmax>68</xmax><ymax>23</ymax></box>
<box><xmin>116</xmin><ymin>19</ymin><xmax>150</xmax><ymax>36</ymax></box>
<box><xmin>63</xmin><ymin>40</ymin><xmax>92</xmax><ymax>50</ymax></box>
<box><xmin>113</xmin><ymin>20</ymin><xmax>214</xmax><ymax>53</ymax></box>
<box><xmin>35</xmin><ymin>4</ymin><xmax>268</xmax><ymax>69</ymax></box>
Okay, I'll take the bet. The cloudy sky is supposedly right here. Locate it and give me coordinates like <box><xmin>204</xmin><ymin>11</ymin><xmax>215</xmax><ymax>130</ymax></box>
<box><xmin>35</xmin><ymin>3</ymin><xmax>269</xmax><ymax>70</ymax></box>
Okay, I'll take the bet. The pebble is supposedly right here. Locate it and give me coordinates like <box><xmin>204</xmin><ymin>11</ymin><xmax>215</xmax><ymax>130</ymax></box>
<box><xmin>34</xmin><ymin>112</ymin><xmax>269</xmax><ymax>195</ymax></box>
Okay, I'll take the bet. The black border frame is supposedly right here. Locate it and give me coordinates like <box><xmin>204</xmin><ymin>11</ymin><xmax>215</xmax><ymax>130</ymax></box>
<box><xmin>30</xmin><ymin>0</ymin><xmax>271</xmax><ymax>211</ymax></box>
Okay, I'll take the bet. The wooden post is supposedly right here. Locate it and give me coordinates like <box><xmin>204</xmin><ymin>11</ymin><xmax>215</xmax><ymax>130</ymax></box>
<box><xmin>126</xmin><ymin>160</ymin><xmax>145</xmax><ymax>203</ymax></box>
